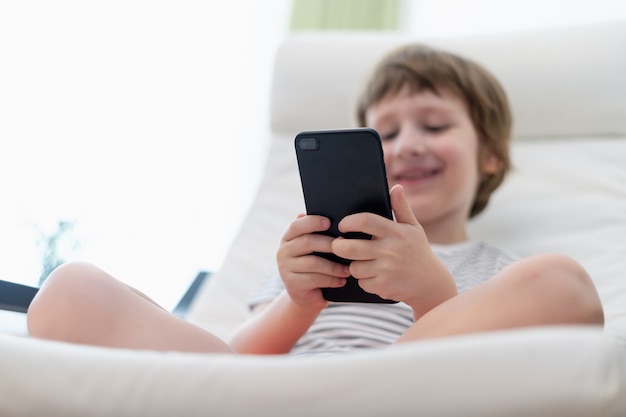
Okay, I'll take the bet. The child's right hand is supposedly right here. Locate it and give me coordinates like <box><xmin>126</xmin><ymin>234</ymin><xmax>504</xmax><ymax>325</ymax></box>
<box><xmin>276</xmin><ymin>214</ymin><xmax>351</xmax><ymax>311</ymax></box>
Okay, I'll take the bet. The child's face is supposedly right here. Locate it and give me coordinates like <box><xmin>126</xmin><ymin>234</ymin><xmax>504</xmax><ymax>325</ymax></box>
<box><xmin>366</xmin><ymin>85</ymin><xmax>498</xmax><ymax>240</ymax></box>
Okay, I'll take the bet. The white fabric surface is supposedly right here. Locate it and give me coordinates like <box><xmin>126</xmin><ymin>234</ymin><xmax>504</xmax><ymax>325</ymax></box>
<box><xmin>0</xmin><ymin>20</ymin><xmax>625</xmax><ymax>417</ymax></box>
<box><xmin>1</xmin><ymin>328</ymin><xmax>624</xmax><ymax>417</ymax></box>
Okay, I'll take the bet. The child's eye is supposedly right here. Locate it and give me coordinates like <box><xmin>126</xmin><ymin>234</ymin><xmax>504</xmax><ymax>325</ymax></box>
<box><xmin>424</xmin><ymin>125</ymin><xmax>449</xmax><ymax>133</ymax></box>
<box><xmin>380</xmin><ymin>131</ymin><xmax>398</xmax><ymax>141</ymax></box>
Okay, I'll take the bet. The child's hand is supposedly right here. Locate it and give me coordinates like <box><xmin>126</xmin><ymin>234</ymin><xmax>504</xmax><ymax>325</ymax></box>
<box><xmin>332</xmin><ymin>185</ymin><xmax>457</xmax><ymax>317</ymax></box>
<box><xmin>276</xmin><ymin>214</ymin><xmax>351</xmax><ymax>311</ymax></box>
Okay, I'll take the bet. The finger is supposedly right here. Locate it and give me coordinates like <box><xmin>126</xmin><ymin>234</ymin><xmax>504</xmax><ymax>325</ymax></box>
<box><xmin>347</xmin><ymin>259</ymin><xmax>377</xmax><ymax>280</ymax></box>
<box><xmin>285</xmin><ymin>256</ymin><xmax>350</xmax><ymax>286</ymax></box>
<box><xmin>348</xmin><ymin>261</ymin><xmax>396</xmax><ymax>299</ymax></box>
<box><xmin>282</xmin><ymin>214</ymin><xmax>331</xmax><ymax>242</ymax></box>
<box><xmin>332</xmin><ymin>236</ymin><xmax>378</xmax><ymax>262</ymax></box>
<box><xmin>305</xmin><ymin>273</ymin><xmax>348</xmax><ymax>289</ymax></box>
<box><xmin>337</xmin><ymin>212</ymin><xmax>390</xmax><ymax>239</ymax></box>
<box><xmin>390</xmin><ymin>184</ymin><xmax>419</xmax><ymax>226</ymax></box>
<box><xmin>280</xmin><ymin>246</ymin><xmax>351</xmax><ymax>276</ymax></box>
<box><xmin>288</xmin><ymin>270</ymin><xmax>348</xmax><ymax>290</ymax></box>
<box><xmin>279</xmin><ymin>233</ymin><xmax>337</xmax><ymax>263</ymax></box>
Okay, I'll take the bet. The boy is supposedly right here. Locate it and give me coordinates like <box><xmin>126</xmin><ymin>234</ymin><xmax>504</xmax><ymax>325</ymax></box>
<box><xmin>27</xmin><ymin>45</ymin><xmax>604</xmax><ymax>354</ymax></box>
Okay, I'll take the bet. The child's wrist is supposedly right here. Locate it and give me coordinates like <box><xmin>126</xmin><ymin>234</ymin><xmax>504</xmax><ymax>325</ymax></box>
<box><xmin>282</xmin><ymin>291</ymin><xmax>328</xmax><ymax>316</ymax></box>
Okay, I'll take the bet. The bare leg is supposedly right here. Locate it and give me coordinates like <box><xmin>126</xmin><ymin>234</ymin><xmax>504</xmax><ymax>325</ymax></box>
<box><xmin>395</xmin><ymin>253</ymin><xmax>604</xmax><ymax>344</ymax></box>
<box><xmin>27</xmin><ymin>262</ymin><xmax>235</xmax><ymax>353</ymax></box>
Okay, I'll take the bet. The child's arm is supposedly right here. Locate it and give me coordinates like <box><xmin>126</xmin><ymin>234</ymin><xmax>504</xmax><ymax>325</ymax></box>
<box><xmin>229</xmin><ymin>214</ymin><xmax>350</xmax><ymax>354</ymax></box>
<box><xmin>333</xmin><ymin>185</ymin><xmax>458</xmax><ymax>320</ymax></box>
<box><xmin>229</xmin><ymin>291</ymin><xmax>323</xmax><ymax>354</ymax></box>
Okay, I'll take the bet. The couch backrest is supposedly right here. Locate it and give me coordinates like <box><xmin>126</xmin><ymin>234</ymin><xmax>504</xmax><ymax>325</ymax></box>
<box><xmin>271</xmin><ymin>20</ymin><xmax>626</xmax><ymax>139</ymax></box>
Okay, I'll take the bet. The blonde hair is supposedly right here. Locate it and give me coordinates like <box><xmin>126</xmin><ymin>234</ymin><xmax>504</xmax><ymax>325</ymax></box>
<box><xmin>356</xmin><ymin>44</ymin><xmax>512</xmax><ymax>218</ymax></box>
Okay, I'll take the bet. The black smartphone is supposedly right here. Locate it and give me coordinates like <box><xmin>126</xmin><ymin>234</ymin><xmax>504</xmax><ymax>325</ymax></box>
<box><xmin>294</xmin><ymin>128</ymin><xmax>397</xmax><ymax>303</ymax></box>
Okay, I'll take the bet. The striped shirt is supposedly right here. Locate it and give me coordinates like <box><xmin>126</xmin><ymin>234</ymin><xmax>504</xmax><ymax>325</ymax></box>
<box><xmin>248</xmin><ymin>241</ymin><xmax>518</xmax><ymax>356</ymax></box>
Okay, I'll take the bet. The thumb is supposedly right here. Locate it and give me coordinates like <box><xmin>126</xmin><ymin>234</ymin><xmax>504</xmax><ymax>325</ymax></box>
<box><xmin>390</xmin><ymin>184</ymin><xmax>419</xmax><ymax>226</ymax></box>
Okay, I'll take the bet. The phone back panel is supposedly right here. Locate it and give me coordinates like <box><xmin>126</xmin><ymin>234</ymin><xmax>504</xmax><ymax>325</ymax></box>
<box><xmin>295</xmin><ymin>128</ymin><xmax>396</xmax><ymax>303</ymax></box>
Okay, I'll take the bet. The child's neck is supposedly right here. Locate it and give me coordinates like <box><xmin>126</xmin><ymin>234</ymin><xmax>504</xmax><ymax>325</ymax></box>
<box><xmin>423</xmin><ymin>222</ymin><xmax>469</xmax><ymax>245</ymax></box>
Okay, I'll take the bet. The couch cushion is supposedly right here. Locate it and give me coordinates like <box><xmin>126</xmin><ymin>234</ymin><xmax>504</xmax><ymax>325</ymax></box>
<box><xmin>1</xmin><ymin>328</ymin><xmax>624</xmax><ymax>417</ymax></box>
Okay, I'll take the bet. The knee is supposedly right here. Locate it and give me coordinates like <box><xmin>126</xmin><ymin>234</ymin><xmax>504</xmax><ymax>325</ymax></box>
<box><xmin>27</xmin><ymin>261</ymin><xmax>105</xmax><ymax>339</ymax></box>
<box><xmin>515</xmin><ymin>253</ymin><xmax>604</xmax><ymax>326</ymax></box>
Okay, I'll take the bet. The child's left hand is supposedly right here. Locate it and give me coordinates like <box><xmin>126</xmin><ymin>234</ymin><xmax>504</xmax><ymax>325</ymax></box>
<box><xmin>332</xmin><ymin>184</ymin><xmax>457</xmax><ymax>317</ymax></box>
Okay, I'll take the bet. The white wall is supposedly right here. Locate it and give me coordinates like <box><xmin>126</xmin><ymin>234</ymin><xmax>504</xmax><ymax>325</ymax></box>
<box><xmin>400</xmin><ymin>0</ymin><xmax>626</xmax><ymax>36</ymax></box>
<box><xmin>0</xmin><ymin>0</ymin><xmax>290</xmax><ymax>309</ymax></box>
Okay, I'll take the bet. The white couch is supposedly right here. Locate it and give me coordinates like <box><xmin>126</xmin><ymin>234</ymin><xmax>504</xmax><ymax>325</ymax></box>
<box><xmin>1</xmin><ymin>21</ymin><xmax>625</xmax><ymax>417</ymax></box>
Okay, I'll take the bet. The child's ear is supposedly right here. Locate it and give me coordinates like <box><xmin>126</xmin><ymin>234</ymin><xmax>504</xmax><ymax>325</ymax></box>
<box><xmin>481</xmin><ymin>149</ymin><xmax>502</xmax><ymax>175</ymax></box>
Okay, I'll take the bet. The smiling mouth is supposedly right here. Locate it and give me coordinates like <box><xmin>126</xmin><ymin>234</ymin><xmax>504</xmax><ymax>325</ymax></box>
<box><xmin>395</xmin><ymin>168</ymin><xmax>441</xmax><ymax>181</ymax></box>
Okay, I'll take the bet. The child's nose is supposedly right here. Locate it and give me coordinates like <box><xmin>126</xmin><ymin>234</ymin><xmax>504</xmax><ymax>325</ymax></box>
<box><xmin>392</xmin><ymin>129</ymin><xmax>426</xmax><ymax>157</ymax></box>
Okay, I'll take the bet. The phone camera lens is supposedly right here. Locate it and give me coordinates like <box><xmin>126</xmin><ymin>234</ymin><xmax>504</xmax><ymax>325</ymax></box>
<box><xmin>298</xmin><ymin>137</ymin><xmax>320</xmax><ymax>151</ymax></box>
